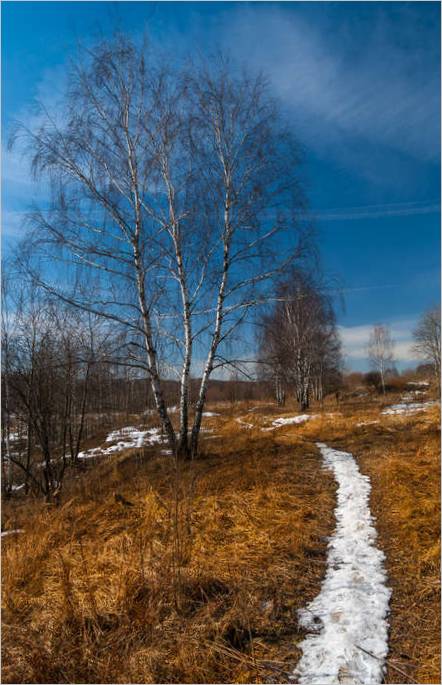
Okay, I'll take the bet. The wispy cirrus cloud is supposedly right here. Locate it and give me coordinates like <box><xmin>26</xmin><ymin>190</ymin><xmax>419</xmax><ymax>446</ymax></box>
<box><xmin>304</xmin><ymin>201</ymin><xmax>440</xmax><ymax>222</ymax></box>
<box><xmin>2</xmin><ymin>64</ymin><xmax>66</xmax><ymax>242</ymax></box>
<box><xmin>222</xmin><ymin>5</ymin><xmax>440</xmax><ymax>164</ymax></box>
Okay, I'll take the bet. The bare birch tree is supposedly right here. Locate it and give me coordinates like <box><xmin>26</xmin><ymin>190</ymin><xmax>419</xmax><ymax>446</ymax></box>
<box><xmin>260</xmin><ymin>270</ymin><xmax>341</xmax><ymax>410</ymax></box>
<box><xmin>12</xmin><ymin>35</ymin><xmax>306</xmax><ymax>458</ymax></box>
<box><xmin>367</xmin><ymin>324</ymin><xmax>395</xmax><ymax>394</ymax></box>
<box><xmin>412</xmin><ymin>308</ymin><xmax>441</xmax><ymax>391</ymax></box>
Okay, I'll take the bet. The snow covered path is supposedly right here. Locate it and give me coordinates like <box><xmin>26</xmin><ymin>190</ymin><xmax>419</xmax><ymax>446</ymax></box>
<box><xmin>293</xmin><ymin>443</ymin><xmax>391</xmax><ymax>685</ymax></box>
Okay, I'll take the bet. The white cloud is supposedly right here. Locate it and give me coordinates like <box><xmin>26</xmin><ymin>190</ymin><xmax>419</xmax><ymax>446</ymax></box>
<box><xmin>3</xmin><ymin>60</ymin><xmax>68</xmax><ymax>189</ymax></box>
<box><xmin>338</xmin><ymin>320</ymin><xmax>419</xmax><ymax>363</ymax></box>
<box><xmin>222</xmin><ymin>7</ymin><xmax>440</xmax><ymax>163</ymax></box>
<box><xmin>306</xmin><ymin>201</ymin><xmax>440</xmax><ymax>221</ymax></box>
<box><xmin>2</xmin><ymin>144</ymin><xmax>49</xmax><ymax>241</ymax></box>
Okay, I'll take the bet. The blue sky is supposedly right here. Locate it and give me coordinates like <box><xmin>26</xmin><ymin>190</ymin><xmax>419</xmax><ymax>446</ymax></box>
<box><xmin>2</xmin><ymin>1</ymin><xmax>440</xmax><ymax>370</ymax></box>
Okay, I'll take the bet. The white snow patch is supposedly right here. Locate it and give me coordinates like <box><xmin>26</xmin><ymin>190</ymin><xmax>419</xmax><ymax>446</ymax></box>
<box><xmin>143</xmin><ymin>406</ymin><xmax>177</xmax><ymax>416</ymax></box>
<box><xmin>77</xmin><ymin>447</ymin><xmax>106</xmax><ymax>460</ymax></box>
<box><xmin>407</xmin><ymin>380</ymin><xmax>430</xmax><ymax>387</ymax></box>
<box><xmin>106</xmin><ymin>426</ymin><xmax>137</xmax><ymax>442</ymax></box>
<box><xmin>262</xmin><ymin>414</ymin><xmax>318</xmax><ymax>431</ymax></box>
<box><xmin>79</xmin><ymin>426</ymin><xmax>166</xmax><ymax>459</ymax></box>
<box><xmin>381</xmin><ymin>401</ymin><xmax>437</xmax><ymax>416</ymax></box>
<box><xmin>202</xmin><ymin>411</ymin><xmax>220</xmax><ymax>417</ymax></box>
<box><xmin>1</xmin><ymin>529</ymin><xmax>24</xmax><ymax>538</ymax></box>
<box><xmin>293</xmin><ymin>443</ymin><xmax>390</xmax><ymax>685</ymax></box>
<box><xmin>401</xmin><ymin>391</ymin><xmax>427</xmax><ymax>402</ymax></box>
<box><xmin>6</xmin><ymin>430</ymin><xmax>28</xmax><ymax>446</ymax></box>
<box><xmin>273</xmin><ymin>414</ymin><xmax>318</xmax><ymax>426</ymax></box>
<box><xmin>235</xmin><ymin>418</ymin><xmax>254</xmax><ymax>429</ymax></box>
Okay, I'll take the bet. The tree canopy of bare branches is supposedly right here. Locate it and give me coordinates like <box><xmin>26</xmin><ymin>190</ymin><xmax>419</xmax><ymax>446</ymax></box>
<box><xmin>259</xmin><ymin>269</ymin><xmax>342</xmax><ymax>409</ymax></box>
<box><xmin>12</xmin><ymin>35</ymin><xmax>308</xmax><ymax>458</ymax></box>
<box><xmin>1</xmin><ymin>274</ymin><xmax>114</xmax><ymax>500</ymax></box>
<box><xmin>413</xmin><ymin>308</ymin><xmax>441</xmax><ymax>391</ymax></box>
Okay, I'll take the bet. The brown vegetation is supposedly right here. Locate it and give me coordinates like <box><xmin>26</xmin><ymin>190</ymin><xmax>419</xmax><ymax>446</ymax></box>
<box><xmin>2</xmin><ymin>394</ymin><xmax>440</xmax><ymax>683</ymax></box>
<box><xmin>2</xmin><ymin>410</ymin><xmax>335</xmax><ymax>684</ymax></box>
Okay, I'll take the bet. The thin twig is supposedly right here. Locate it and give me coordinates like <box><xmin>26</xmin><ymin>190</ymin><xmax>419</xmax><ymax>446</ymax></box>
<box><xmin>355</xmin><ymin>645</ymin><xmax>417</xmax><ymax>684</ymax></box>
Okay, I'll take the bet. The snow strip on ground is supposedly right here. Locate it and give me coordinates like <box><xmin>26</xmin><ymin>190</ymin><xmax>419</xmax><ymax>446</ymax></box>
<box><xmin>1</xmin><ymin>529</ymin><xmax>24</xmax><ymax>538</ymax></box>
<box><xmin>235</xmin><ymin>418</ymin><xmax>254</xmax><ymax>429</ymax></box>
<box><xmin>262</xmin><ymin>414</ymin><xmax>318</xmax><ymax>431</ymax></box>
<box><xmin>273</xmin><ymin>414</ymin><xmax>318</xmax><ymax>426</ymax></box>
<box><xmin>381</xmin><ymin>401</ymin><xmax>437</xmax><ymax>416</ymax></box>
<box><xmin>292</xmin><ymin>443</ymin><xmax>391</xmax><ymax>685</ymax></box>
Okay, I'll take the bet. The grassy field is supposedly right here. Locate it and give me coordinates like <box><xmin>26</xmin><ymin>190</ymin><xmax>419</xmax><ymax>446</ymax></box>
<box><xmin>2</xmin><ymin>394</ymin><xmax>440</xmax><ymax>683</ymax></box>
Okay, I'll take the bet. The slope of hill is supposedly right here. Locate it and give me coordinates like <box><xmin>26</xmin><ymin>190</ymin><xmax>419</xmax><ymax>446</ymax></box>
<box><xmin>2</xmin><ymin>394</ymin><xmax>440</xmax><ymax>684</ymax></box>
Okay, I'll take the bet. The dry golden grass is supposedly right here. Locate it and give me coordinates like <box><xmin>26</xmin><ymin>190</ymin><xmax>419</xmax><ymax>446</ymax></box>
<box><xmin>2</xmin><ymin>419</ymin><xmax>335</xmax><ymax>684</ymax></box>
<box><xmin>358</xmin><ymin>412</ymin><xmax>440</xmax><ymax>685</ymax></box>
<box><xmin>2</xmin><ymin>396</ymin><xmax>439</xmax><ymax>683</ymax></box>
<box><xmin>300</xmin><ymin>400</ymin><xmax>441</xmax><ymax>684</ymax></box>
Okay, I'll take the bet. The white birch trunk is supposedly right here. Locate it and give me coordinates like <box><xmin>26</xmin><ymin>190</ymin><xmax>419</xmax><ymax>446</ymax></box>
<box><xmin>191</xmin><ymin>187</ymin><xmax>232</xmax><ymax>458</ymax></box>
